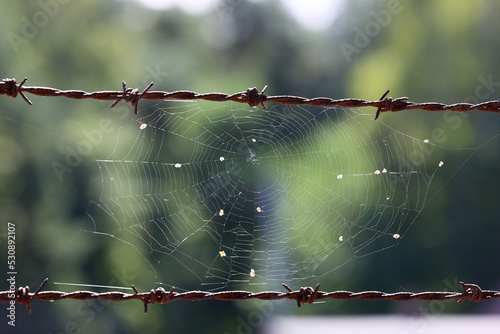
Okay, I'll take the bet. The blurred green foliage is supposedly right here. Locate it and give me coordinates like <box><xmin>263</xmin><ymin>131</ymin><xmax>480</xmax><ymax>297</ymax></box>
<box><xmin>0</xmin><ymin>0</ymin><xmax>499</xmax><ymax>332</ymax></box>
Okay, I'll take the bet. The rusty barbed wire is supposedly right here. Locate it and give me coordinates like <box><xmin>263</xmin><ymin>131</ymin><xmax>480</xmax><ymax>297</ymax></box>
<box><xmin>1</xmin><ymin>77</ymin><xmax>500</xmax><ymax>119</ymax></box>
<box><xmin>2</xmin><ymin>77</ymin><xmax>500</xmax><ymax>315</ymax></box>
<box><xmin>0</xmin><ymin>279</ymin><xmax>499</xmax><ymax>314</ymax></box>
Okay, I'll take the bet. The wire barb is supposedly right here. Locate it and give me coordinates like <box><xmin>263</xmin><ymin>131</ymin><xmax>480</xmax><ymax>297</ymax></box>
<box><xmin>2</xmin><ymin>77</ymin><xmax>499</xmax><ymax>117</ymax></box>
<box><xmin>458</xmin><ymin>281</ymin><xmax>488</xmax><ymax>303</ymax></box>
<box><xmin>131</xmin><ymin>285</ymin><xmax>176</xmax><ymax>313</ymax></box>
<box><xmin>375</xmin><ymin>90</ymin><xmax>390</xmax><ymax>120</ymax></box>
<box><xmin>283</xmin><ymin>283</ymin><xmax>321</xmax><ymax>307</ymax></box>
<box><xmin>1</xmin><ymin>77</ymin><xmax>32</xmax><ymax>105</ymax></box>
<box><xmin>15</xmin><ymin>278</ymin><xmax>48</xmax><ymax>314</ymax></box>
<box><xmin>109</xmin><ymin>81</ymin><xmax>154</xmax><ymax>114</ymax></box>
<box><xmin>245</xmin><ymin>85</ymin><xmax>268</xmax><ymax>109</ymax></box>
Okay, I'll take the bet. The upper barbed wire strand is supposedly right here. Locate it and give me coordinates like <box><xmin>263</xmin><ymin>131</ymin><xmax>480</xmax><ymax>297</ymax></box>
<box><xmin>1</xmin><ymin>78</ymin><xmax>500</xmax><ymax>119</ymax></box>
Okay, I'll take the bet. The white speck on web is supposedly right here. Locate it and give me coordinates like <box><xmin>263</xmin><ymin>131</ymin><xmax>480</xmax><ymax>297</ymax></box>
<box><xmin>175</xmin><ymin>163</ymin><xmax>182</xmax><ymax>168</ymax></box>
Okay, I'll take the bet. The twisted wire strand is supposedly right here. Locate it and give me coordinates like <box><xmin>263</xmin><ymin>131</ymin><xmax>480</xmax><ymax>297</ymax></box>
<box><xmin>2</xmin><ymin>78</ymin><xmax>500</xmax><ymax>118</ymax></box>
<box><xmin>2</xmin><ymin>78</ymin><xmax>499</xmax><ymax>314</ymax></box>
<box><xmin>1</xmin><ymin>279</ymin><xmax>498</xmax><ymax>314</ymax></box>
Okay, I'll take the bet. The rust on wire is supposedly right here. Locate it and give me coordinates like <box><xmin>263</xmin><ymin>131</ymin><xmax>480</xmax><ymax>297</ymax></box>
<box><xmin>1</xmin><ymin>279</ymin><xmax>499</xmax><ymax>314</ymax></box>
<box><xmin>282</xmin><ymin>283</ymin><xmax>321</xmax><ymax>307</ymax></box>
<box><xmin>2</xmin><ymin>77</ymin><xmax>500</xmax><ymax>118</ymax></box>
<box><xmin>2</xmin><ymin>77</ymin><xmax>32</xmax><ymax>105</ymax></box>
<box><xmin>109</xmin><ymin>80</ymin><xmax>154</xmax><ymax>114</ymax></box>
<box><xmin>1</xmin><ymin>77</ymin><xmax>499</xmax><ymax>314</ymax></box>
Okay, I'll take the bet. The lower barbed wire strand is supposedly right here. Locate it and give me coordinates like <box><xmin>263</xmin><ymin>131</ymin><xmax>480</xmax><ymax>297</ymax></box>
<box><xmin>1</xmin><ymin>280</ymin><xmax>499</xmax><ymax>314</ymax></box>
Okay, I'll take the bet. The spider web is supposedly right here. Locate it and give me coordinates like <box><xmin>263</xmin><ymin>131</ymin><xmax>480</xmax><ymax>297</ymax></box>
<box><xmin>83</xmin><ymin>100</ymin><xmax>463</xmax><ymax>292</ymax></box>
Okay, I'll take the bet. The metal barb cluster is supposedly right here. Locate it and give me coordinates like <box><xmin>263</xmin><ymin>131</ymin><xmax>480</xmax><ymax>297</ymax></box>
<box><xmin>2</xmin><ymin>77</ymin><xmax>500</xmax><ymax>118</ymax></box>
<box><xmin>1</xmin><ymin>279</ymin><xmax>499</xmax><ymax>315</ymax></box>
<box><xmin>109</xmin><ymin>81</ymin><xmax>154</xmax><ymax>114</ymax></box>
<box><xmin>1</xmin><ymin>77</ymin><xmax>32</xmax><ymax>105</ymax></box>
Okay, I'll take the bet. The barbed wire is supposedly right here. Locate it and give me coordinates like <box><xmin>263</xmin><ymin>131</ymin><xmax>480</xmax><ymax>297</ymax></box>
<box><xmin>1</xmin><ymin>77</ymin><xmax>500</xmax><ymax>119</ymax></box>
<box><xmin>2</xmin><ymin>77</ymin><xmax>500</xmax><ymax>315</ymax></box>
<box><xmin>1</xmin><ymin>279</ymin><xmax>498</xmax><ymax>314</ymax></box>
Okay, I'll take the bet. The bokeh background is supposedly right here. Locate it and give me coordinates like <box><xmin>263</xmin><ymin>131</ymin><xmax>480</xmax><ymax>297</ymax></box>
<box><xmin>0</xmin><ymin>0</ymin><xmax>499</xmax><ymax>333</ymax></box>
